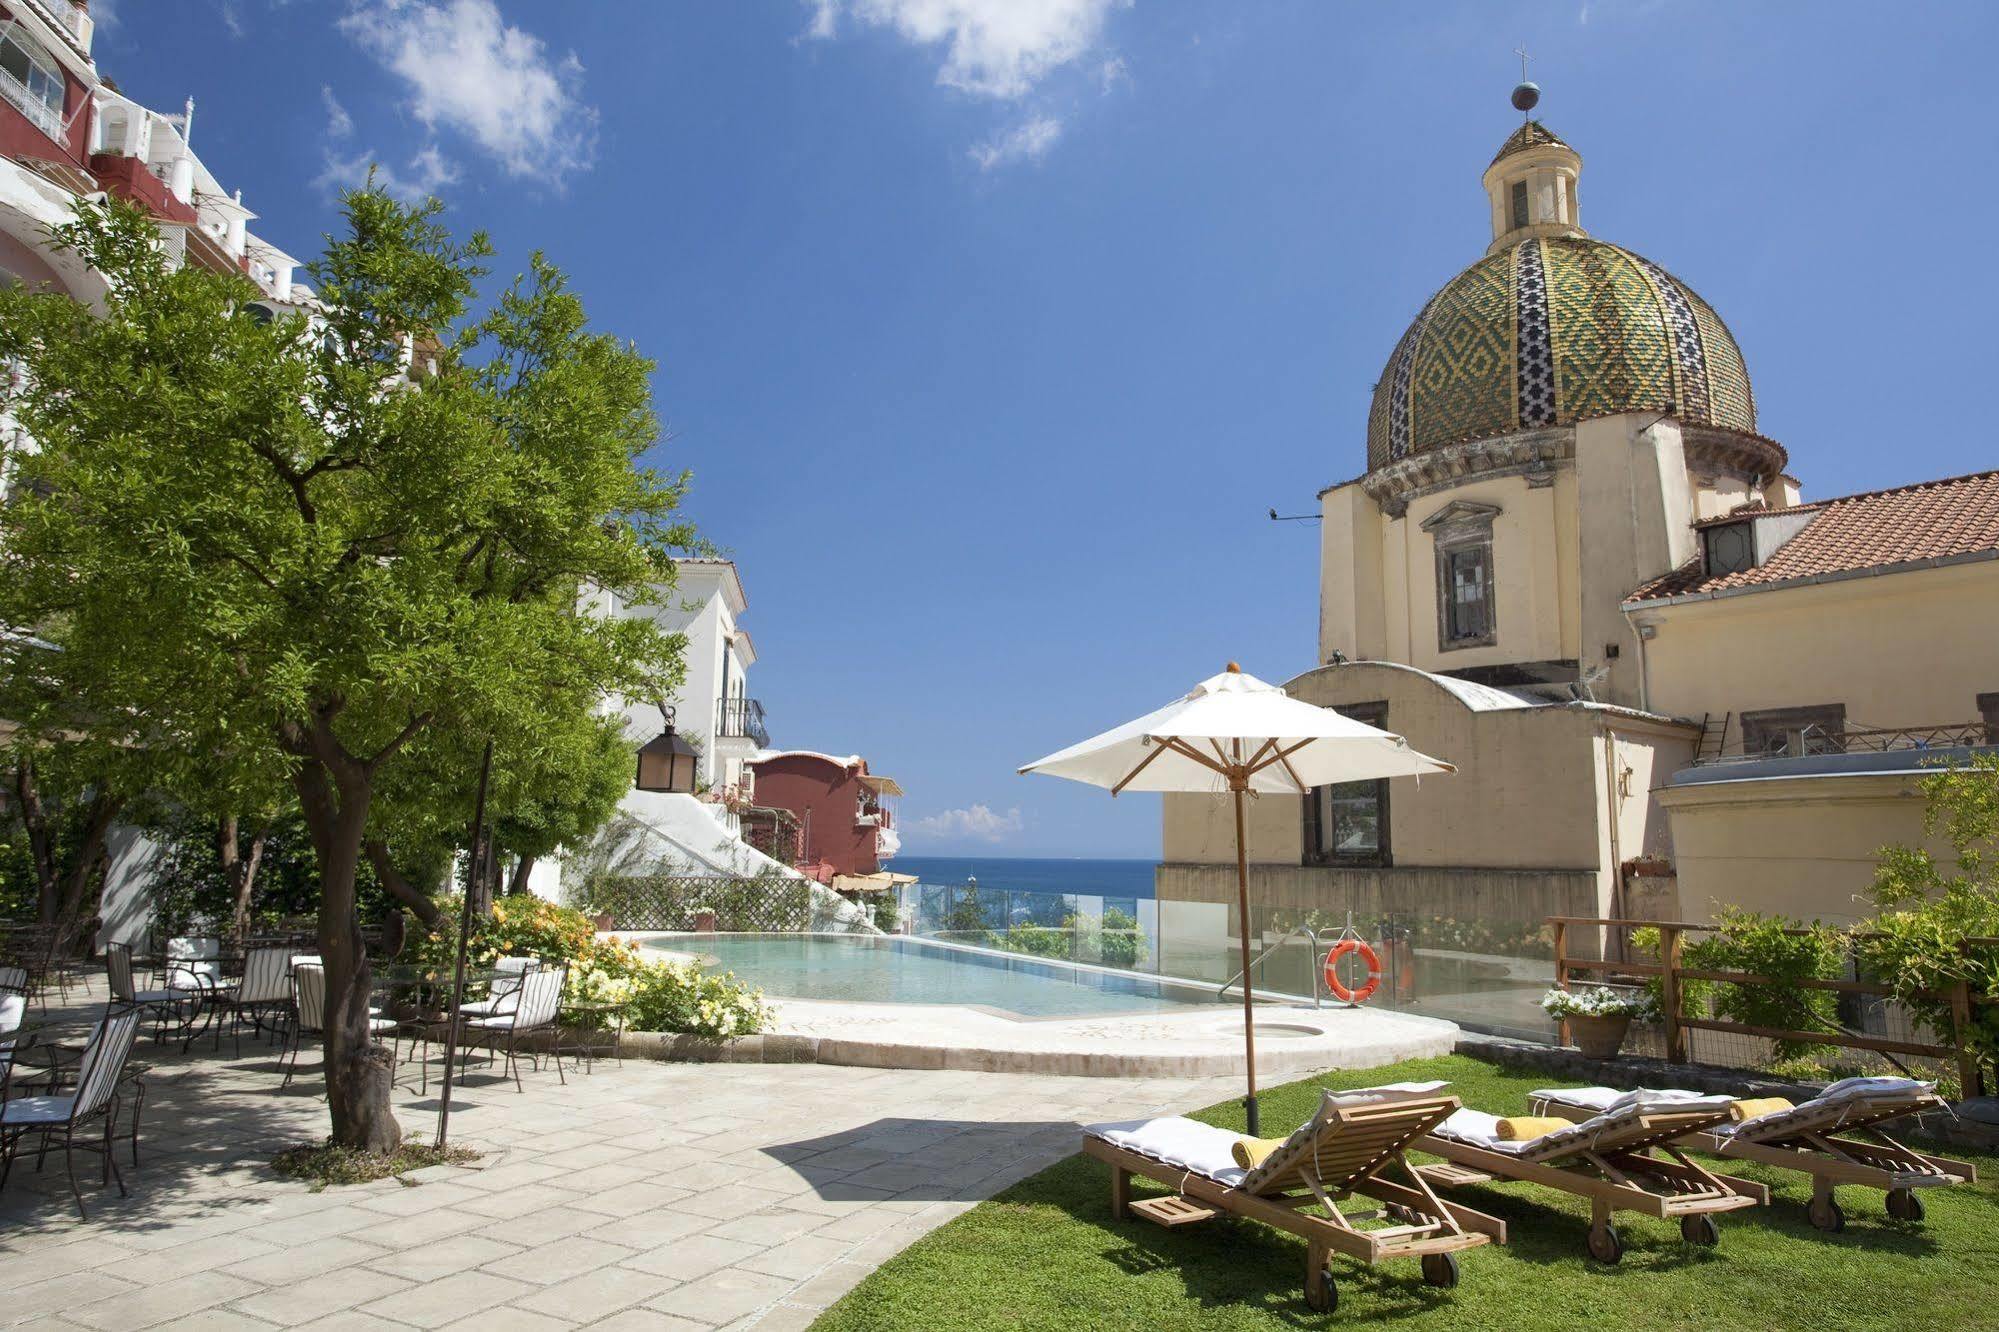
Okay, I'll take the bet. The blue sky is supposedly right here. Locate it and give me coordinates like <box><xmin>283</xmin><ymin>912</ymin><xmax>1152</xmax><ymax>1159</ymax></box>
<box><xmin>92</xmin><ymin>1</ymin><xmax>1999</xmax><ymax>858</ymax></box>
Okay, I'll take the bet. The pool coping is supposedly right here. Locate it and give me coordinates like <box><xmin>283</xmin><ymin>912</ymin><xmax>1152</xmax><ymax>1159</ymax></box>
<box><xmin>623</xmin><ymin>929</ymin><xmax>1315</xmax><ymax>1023</ymax></box>
<box><xmin>610</xmin><ymin>931</ymin><xmax>1460</xmax><ymax>1078</ymax></box>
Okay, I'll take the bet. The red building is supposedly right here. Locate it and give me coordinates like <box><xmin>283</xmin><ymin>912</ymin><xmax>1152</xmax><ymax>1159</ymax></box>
<box><xmin>745</xmin><ymin>751</ymin><xmax>902</xmax><ymax>884</ymax></box>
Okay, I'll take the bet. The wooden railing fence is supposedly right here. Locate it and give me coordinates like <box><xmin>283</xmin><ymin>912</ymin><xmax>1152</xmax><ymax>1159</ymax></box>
<box><xmin>1548</xmin><ymin>916</ymin><xmax>1993</xmax><ymax>1098</ymax></box>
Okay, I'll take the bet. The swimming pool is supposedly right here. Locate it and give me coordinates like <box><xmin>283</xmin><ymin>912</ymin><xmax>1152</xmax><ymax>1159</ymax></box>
<box><xmin>644</xmin><ymin>933</ymin><xmax>1231</xmax><ymax>1020</ymax></box>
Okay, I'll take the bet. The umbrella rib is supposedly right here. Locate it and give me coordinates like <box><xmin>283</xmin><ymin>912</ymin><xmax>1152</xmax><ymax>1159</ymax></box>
<box><xmin>1110</xmin><ymin>739</ymin><xmax>1173</xmax><ymax>797</ymax></box>
<box><xmin>1158</xmin><ymin>736</ymin><xmax>1228</xmax><ymax>776</ymax></box>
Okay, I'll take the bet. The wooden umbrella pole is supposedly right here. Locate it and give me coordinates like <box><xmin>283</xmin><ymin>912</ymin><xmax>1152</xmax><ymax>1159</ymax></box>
<box><xmin>1232</xmin><ymin>772</ymin><xmax>1259</xmax><ymax>1136</ymax></box>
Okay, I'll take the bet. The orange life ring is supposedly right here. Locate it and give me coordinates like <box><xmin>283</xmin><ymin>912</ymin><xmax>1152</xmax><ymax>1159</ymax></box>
<box><xmin>1323</xmin><ymin>939</ymin><xmax>1382</xmax><ymax>1004</ymax></box>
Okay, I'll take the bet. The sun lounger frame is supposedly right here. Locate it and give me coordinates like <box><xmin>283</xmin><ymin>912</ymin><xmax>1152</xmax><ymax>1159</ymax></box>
<box><xmin>1085</xmin><ymin>1094</ymin><xmax>1506</xmax><ymax>1312</ymax></box>
<box><xmin>1531</xmin><ymin>1090</ymin><xmax>1977</xmax><ymax>1230</ymax></box>
<box><xmin>1415</xmin><ymin>1105</ymin><xmax>1766</xmax><ymax>1262</ymax></box>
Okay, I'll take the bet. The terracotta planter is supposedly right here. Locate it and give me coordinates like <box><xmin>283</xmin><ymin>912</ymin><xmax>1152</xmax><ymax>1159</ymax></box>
<box><xmin>693</xmin><ymin>910</ymin><xmax>718</xmax><ymax>934</ymax></box>
<box><xmin>592</xmin><ymin>912</ymin><xmax>615</xmax><ymax>932</ymax></box>
<box><xmin>1570</xmin><ymin>1014</ymin><xmax>1632</xmax><ymax>1059</ymax></box>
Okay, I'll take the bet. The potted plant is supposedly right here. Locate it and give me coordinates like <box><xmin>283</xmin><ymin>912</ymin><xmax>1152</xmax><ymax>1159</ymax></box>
<box><xmin>692</xmin><ymin>907</ymin><xmax>718</xmax><ymax>934</ymax></box>
<box><xmin>1542</xmin><ymin>985</ymin><xmax>1657</xmax><ymax>1059</ymax></box>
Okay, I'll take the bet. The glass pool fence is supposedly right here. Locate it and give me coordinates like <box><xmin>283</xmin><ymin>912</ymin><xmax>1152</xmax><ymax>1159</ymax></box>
<box><xmin>897</xmin><ymin>879</ymin><xmax>1558</xmax><ymax>1042</ymax></box>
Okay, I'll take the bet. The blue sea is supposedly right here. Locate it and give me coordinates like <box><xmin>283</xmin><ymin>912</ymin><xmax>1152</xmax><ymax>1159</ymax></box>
<box><xmin>891</xmin><ymin>856</ymin><xmax>1156</xmax><ymax>899</ymax></box>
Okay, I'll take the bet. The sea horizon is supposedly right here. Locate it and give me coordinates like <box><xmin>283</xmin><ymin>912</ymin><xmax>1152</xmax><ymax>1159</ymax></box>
<box><xmin>891</xmin><ymin>854</ymin><xmax>1157</xmax><ymax>900</ymax></box>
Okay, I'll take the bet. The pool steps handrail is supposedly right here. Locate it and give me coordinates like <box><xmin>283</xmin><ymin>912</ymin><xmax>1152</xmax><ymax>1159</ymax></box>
<box><xmin>1219</xmin><ymin>923</ymin><xmax>1323</xmax><ymax>1009</ymax></box>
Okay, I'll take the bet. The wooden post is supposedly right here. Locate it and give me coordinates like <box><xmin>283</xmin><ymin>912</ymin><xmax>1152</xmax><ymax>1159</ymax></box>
<box><xmin>1946</xmin><ymin>978</ymin><xmax>1983</xmax><ymax>1100</ymax></box>
<box><xmin>1661</xmin><ymin>925</ymin><xmax>1688</xmax><ymax>1064</ymax></box>
<box><xmin>1552</xmin><ymin>919</ymin><xmax>1570</xmax><ymax>1048</ymax></box>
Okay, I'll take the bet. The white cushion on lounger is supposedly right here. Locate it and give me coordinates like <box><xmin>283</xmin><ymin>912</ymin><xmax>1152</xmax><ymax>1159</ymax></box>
<box><xmin>1085</xmin><ymin>1117</ymin><xmax>1249</xmax><ymax>1187</ymax></box>
<box><xmin>1815</xmin><ymin>1076</ymin><xmax>1931</xmax><ymax>1101</ymax></box>
<box><xmin>1323</xmin><ymin>1080</ymin><xmax>1449</xmax><ymax>1107</ymax></box>
<box><xmin>1530</xmin><ymin>1086</ymin><xmax>1718</xmax><ymax>1115</ymax></box>
<box><xmin>1435</xmin><ymin>1108</ymin><xmax>1547</xmax><ymax>1155</ymax></box>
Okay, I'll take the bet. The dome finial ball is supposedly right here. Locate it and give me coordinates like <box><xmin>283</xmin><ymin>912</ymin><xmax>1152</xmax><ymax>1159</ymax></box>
<box><xmin>1511</xmin><ymin>80</ymin><xmax>1540</xmax><ymax>112</ymax></box>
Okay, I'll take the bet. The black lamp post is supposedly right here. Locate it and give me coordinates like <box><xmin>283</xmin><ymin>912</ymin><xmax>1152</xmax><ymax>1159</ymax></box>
<box><xmin>635</xmin><ymin>705</ymin><xmax>700</xmax><ymax>794</ymax></box>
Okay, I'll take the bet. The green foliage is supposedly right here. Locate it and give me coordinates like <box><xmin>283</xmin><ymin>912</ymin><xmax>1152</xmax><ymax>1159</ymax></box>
<box><xmin>1858</xmin><ymin>755</ymin><xmax>1999</xmax><ymax>1079</ymax></box>
<box><xmin>990</xmin><ymin>907</ymin><xmax>1150</xmax><ymax>969</ymax></box>
<box><xmin>401</xmin><ymin>891</ymin><xmax>770</xmax><ymax>1040</ymax></box>
<box><xmin>140</xmin><ymin>808</ymin><xmax>387</xmax><ymax>936</ymax></box>
<box><xmin>870</xmin><ymin>894</ymin><xmax>903</xmax><ymax>933</ymax></box>
<box><xmin>1673</xmin><ymin>910</ymin><xmax>1847</xmax><ymax>1059</ymax></box>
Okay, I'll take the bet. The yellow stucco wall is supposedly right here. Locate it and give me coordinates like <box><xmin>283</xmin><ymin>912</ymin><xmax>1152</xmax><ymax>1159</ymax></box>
<box><xmin>1658</xmin><ymin>771</ymin><xmax>1953</xmax><ymax>925</ymax></box>
<box><xmin>1160</xmin><ymin>662</ymin><xmax>1694</xmax><ymax>880</ymax></box>
<box><xmin>1632</xmin><ymin>560</ymin><xmax>1999</xmax><ymax>730</ymax></box>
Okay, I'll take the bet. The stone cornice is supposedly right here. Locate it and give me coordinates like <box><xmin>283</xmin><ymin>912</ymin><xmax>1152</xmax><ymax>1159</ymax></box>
<box><xmin>1357</xmin><ymin>428</ymin><xmax>1573</xmax><ymax>518</ymax></box>
<box><xmin>1680</xmin><ymin>423</ymin><xmax>1789</xmax><ymax>484</ymax></box>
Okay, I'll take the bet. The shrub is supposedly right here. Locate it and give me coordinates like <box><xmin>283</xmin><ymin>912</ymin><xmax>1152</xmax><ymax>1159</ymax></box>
<box><xmin>402</xmin><ymin>892</ymin><xmax>771</xmax><ymax>1040</ymax></box>
<box><xmin>1857</xmin><ymin>755</ymin><xmax>1999</xmax><ymax>1080</ymax></box>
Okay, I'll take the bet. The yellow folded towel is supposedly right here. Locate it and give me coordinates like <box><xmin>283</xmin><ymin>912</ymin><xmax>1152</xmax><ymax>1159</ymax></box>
<box><xmin>1494</xmin><ymin>1116</ymin><xmax>1571</xmax><ymax>1142</ymax></box>
<box><xmin>1729</xmin><ymin>1097</ymin><xmax>1793</xmax><ymax>1123</ymax></box>
<box><xmin>1231</xmin><ymin>1136</ymin><xmax>1287</xmax><ymax>1169</ymax></box>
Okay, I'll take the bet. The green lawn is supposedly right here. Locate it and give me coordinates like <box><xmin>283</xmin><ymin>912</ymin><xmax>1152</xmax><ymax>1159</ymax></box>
<box><xmin>813</xmin><ymin>1055</ymin><xmax>1999</xmax><ymax>1331</ymax></box>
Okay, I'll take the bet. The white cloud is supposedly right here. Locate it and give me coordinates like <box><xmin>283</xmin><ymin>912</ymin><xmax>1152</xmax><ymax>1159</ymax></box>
<box><xmin>908</xmin><ymin>804</ymin><xmax>1025</xmax><ymax>843</ymax></box>
<box><xmin>340</xmin><ymin>0</ymin><xmax>597</xmax><ymax>183</ymax></box>
<box><xmin>322</xmin><ymin>86</ymin><xmax>354</xmax><ymax>139</ymax></box>
<box><xmin>317</xmin><ymin>143</ymin><xmax>461</xmax><ymax>205</ymax></box>
<box><xmin>807</xmin><ymin>0</ymin><xmax>1126</xmax><ymax>99</ymax></box>
<box><xmin>968</xmin><ymin>114</ymin><xmax>1062</xmax><ymax>170</ymax></box>
<box><xmin>1096</xmin><ymin>55</ymin><xmax>1128</xmax><ymax>93</ymax></box>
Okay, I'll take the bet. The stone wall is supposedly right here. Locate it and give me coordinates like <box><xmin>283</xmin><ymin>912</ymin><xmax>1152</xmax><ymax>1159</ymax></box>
<box><xmin>1154</xmin><ymin>861</ymin><xmax>1599</xmax><ymax>926</ymax></box>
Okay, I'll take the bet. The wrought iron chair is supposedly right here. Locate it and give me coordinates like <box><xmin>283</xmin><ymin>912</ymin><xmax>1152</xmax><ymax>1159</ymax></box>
<box><xmin>210</xmin><ymin>946</ymin><xmax>293</xmax><ymax>1056</ymax></box>
<box><xmin>282</xmin><ymin>963</ymin><xmax>396</xmax><ymax>1090</ymax></box>
<box><xmin>0</xmin><ymin>1003</ymin><xmax>142</xmax><ymax>1219</ymax></box>
<box><xmin>0</xmin><ymin>963</ymin><xmax>27</xmax><ymax>998</ymax></box>
<box><xmin>105</xmin><ymin>942</ymin><xmax>200</xmax><ymax>1045</ymax></box>
<box><xmin>464</xmin><ymin>963</ymin><xmax>568</xmax><ymax>1091</ymax></box>
<box><xmin>458</xmin><ymin>956</ymin><xmax>539</xmax><ymax>1018</ymax></box>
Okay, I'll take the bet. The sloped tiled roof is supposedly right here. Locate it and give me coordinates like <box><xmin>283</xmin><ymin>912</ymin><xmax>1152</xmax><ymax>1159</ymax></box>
<box><xmin>1490</xmin><ymin>120</ymin><xmax>1571</xmax><ymax>166</ymax></box>
<box><xmin>1627</xmin><ymin>470</ymin><xmax>1999</xmax><ymax>603</ymax></box>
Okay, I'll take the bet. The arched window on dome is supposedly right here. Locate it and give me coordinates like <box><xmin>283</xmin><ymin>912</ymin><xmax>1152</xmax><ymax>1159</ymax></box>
<box><xmin>1421</xmin><ymin>501</ymin><xmax>1500</xmax><ymax>651</ymax></box>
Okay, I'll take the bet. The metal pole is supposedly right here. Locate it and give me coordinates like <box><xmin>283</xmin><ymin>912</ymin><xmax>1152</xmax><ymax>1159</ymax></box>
<box><xmin>1232</xmin><ymin>773</ymin><xmax>1259</xmax><ymax>1136</ymax></box>
<box><xmin>436</xmin><ymin>739</ymin><xmax>494</xmax><ymax>1149</ymax></box>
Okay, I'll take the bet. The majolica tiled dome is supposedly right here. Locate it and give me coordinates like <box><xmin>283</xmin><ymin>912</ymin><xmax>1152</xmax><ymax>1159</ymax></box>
<box><xmin>1365</xmin><ymin>235</ymin><xmax>1758</xmax><ymax>472</ymax></box>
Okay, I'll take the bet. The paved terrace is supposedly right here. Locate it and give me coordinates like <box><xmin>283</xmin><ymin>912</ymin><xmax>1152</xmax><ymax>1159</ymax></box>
<box><xmin>0</xmin><ymin>975</ymin><xmax>1242</xmax><ymax>1330</ymax></box>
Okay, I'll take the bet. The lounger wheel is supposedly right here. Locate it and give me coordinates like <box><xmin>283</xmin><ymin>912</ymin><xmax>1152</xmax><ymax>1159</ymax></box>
<box><xmin>1585</xmin><ymin>1221</ymin><xmax>1624</xmax><ymax>1264</ymax></box>
<box><xmin>1808</xmin><ymin>1194</ymin><xmax>1845</xmax><ymax>1233</ymax></box>
<box><xmin>1679</xmin><ymin>1214</ymin><xmax>1719</xmax><ymax>1247</ymax></box>
<box><xmin>1304</xmin><ymin>1266</ymin><xmax>1339</xmax><ymax>1314</ymax></box>
<box><xmin>1420</xmin><ymin>1252</ymin><xmax>1460</xmax><ymax>1288</ymax></box>
<box><xmin>1885</xmin><ymin>1188</ymin><xmax>1925</xmax><ymax>1222</ymax></box>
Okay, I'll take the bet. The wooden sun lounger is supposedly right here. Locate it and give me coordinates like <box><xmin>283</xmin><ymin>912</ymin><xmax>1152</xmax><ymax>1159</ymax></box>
<box><xmin>1413</xmin><ymin>1101</ymin><xmax>1766</xmax><ymax>1264</ymax></box>
<box><xmin>1531</xmin><ymin>1086</ymin><xmax>1978</xmax><ymax>1232</ymax></box>
<box><xmin>1084</xmin><ymin>1091</ymin><xmax>1506</xmax><ymax>1315</ymax></box>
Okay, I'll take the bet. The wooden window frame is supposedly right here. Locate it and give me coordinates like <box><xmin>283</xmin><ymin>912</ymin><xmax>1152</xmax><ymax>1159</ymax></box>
<box><xmin>1422</xmin><ymin>501</ymin><xmax>1500</xmax><ymax>652</ymax></box>
<box><xmin>1302</xmin><ymin>701</ymin><xmax>1391</xmax><ymax>868</ymax></box>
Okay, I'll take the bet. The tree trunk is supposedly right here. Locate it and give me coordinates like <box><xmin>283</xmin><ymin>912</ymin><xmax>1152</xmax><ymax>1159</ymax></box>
<box><xmin>508</xmin><ymin>854</ymin><xmax>536</xmax><ymax>898</ymax></box>
<box><xmin>54</xmin><ymin>792</ymin><xmax>123</xmax><ymax>952</ymax></box>
<box><xmin>15</xmin><ymin>758</ymin><xmax>59</xmax><ymax>926</ymax></box>
<box><xmin>366</xmin><ymin>839</ymin><xmax>442</xmax><ymax>930</ymax></box>
<box><xmin>220</xmin><ymin>817</ymin><xmax>269</xmax><ymax>943</ymax></box>
<box><xmin>291</xmin><ymin>746</ymin><xmax>401</xmax><ymax>1154</ymax></box>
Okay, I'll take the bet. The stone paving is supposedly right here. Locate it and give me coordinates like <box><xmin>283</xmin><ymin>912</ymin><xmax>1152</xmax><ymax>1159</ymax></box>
<box><xmin>0</xmin><ymin>976</ymin><xmax>1243</xmax><ymax>1329</ymax></box>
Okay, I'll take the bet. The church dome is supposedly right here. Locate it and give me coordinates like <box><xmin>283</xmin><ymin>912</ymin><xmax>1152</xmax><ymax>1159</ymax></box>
<box><xmin>1365</xmin><ymin>121</ymin><xmax>1758</xmax><ymax>472</ymax></box>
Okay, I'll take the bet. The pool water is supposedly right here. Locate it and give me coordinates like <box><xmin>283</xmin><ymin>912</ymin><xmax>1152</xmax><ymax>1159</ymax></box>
<box><xmin>646</xmin><ymin>933</ymin><xmax>1229</xmax><ymax>1019</ymax></box>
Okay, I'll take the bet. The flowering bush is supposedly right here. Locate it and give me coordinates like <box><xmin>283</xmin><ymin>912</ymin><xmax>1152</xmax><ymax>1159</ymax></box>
<box><xmin>1541</xmin><ymin>985</ymin><xmax>1657</xmax><ymax>1021</ymax></box>
<box><xmin>403</xmin><ymin>893</ymin><xmax>771</xmax><ymax>1040</ymax></box>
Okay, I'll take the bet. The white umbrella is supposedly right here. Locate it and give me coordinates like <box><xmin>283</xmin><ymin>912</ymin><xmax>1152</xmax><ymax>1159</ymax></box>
<box><xmin>1019</xmin><ymin>664</ymin><xmax>1454</xmax><ymax>1133</ymax></box>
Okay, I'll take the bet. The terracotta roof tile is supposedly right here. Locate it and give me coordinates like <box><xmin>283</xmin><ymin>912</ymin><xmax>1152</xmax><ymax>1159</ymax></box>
<box><xmin>1627</xmin><ymin>469</ymin><xmax>1999</xmax><ymax>603</ymax></box>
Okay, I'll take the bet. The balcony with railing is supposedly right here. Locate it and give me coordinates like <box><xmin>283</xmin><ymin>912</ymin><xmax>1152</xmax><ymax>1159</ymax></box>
<box><xmin>715</xmin><ymin>696</ymin><xmax>769</xmax><ymax>749</ymax></box>
<box><xmin>1694</xmin><ymin>720</ymin><xmax>1993</xmax><ymax>767</ymax></box>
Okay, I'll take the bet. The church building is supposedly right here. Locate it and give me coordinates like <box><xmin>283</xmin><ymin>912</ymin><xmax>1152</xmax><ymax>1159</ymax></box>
<box><xmin>1158</xmin><ymin>98</ymin><xmax>1999</xmax><ymax>933</ymax></box>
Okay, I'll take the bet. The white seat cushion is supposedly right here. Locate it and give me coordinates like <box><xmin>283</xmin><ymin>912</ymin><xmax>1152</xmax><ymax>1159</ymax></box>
<box><xmin>0</xmin><ymin>1095</ymin><xmax>74</xmax><ymax>1125</ymax></box>
<box><xmin>1085</xmin><ymin>1116</ymin><xmax>1248</xmax><ymax>1187</ymax></box>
